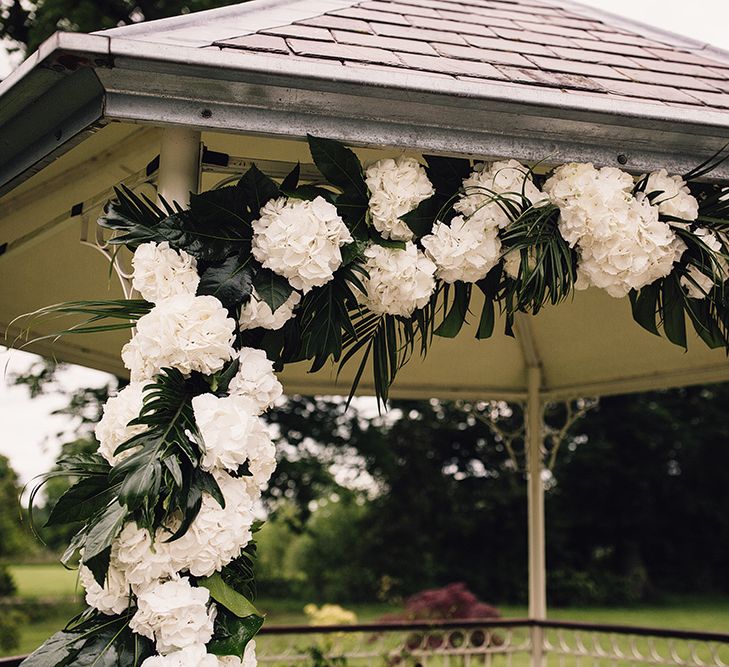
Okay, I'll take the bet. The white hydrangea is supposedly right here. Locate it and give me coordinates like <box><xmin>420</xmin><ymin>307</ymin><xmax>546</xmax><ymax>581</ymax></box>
<box><xmin>167</xmin><ymin>471</ymin><xmax>257</xmax><ymax>577</ymax></box>
<box><xmin>78</xmin><ymin>562</ymin><xmax>131</xmax><ymax>616</ymax></box>
<box><xmin>192</xmin><ymin>393</ymin><xmax>276</xmax><ymax>476</ymax></box>
<box><xmin>365</xmin><ymin>157</ymin><xmax>434</xmax><ymax>241</ymax></box>
<box><xmin>681</xmin><ymin>227</ymin><xmax>728</xmax><ymax>298</ymax></box>
<box><xmin>544</xmin><ymin>163</ymin><xmax>685</xmax><ymax>297</ymax></box>
<box><xmin>252</xmin><ymin>196</ymin><xmax>352</xmax><ymax>293</ymax></box>
<box><xmin>239</xmin><ymin>288</ymin><xmax>301</xmax><ymax>331</ymax></box>
<box><xmin>421</xmin><ymin>216</ymin><xmax>501</xmax><ymax>283</ymax></box>
<box><xmin>218</xmin><ymin>641</ymin><xmax>257</xmax><ymax>667</ymax></box>
<box><xmin>141</xmin><ymin>645</ymin><xmax>219</xmax><ymax>667</ymax></box>
<box><xmin>121</xmin><ymin>294</ymin><xmax>235</xmax><ymax>382</ymax></box>
<box><xmin>112</xmin><ymin>522</ymin><xmax>176</xmax><ymax>591</ymax></box>
<box><xmin>132</xmin><ymin>242</ymin><xmax>199</xmax><ymax>303</ymax></box>
<box><xmin>228</xmin><ymin>347</ymin><xmax>282</xmax><ymax>413</ymax></box>
<box><xmin>455</xmin><ymin>160</ymin><xmax>548</xmax><ymax>229</ymax></box>
<box><xmin>644</xmin><ymin>169</ymin><xmax>699</xmax><ymax>222</ymax></box>
<box><xmin>358</xmin><ymin>243</ymin><xmax>436</xmax><ymax>316</ymax></box>
<box><xmin>130</xmin><ymin>577</ymin><xmax>216</xmax><ymax>655</ymax></box>
<box><xmin>95</xmin><ymin>383</ymin><xmax>146</xmax><ymax>466</ymax></box>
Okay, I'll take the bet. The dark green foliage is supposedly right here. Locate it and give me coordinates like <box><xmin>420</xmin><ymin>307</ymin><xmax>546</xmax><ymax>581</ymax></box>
<box><xmin>307</xmin><ymin>135</ymin><xmax>369</xmax><ymax>241</ymax></box>
<box><xmin>20</xmin><ymin>610</ymin><xmax>154</xmax><ymax>667</ymax></box>
<box><xmin>221</xmin><ymin>540</ymin><xmax>258</xmax><ymax>601</ymax></box>
<box><xmin>197</xmin><ymin>255</ymin><xmax>254</xmax><ymax>312</ymax></box>
<box><xmin>0</xmin><ymin>455</ymin><xmax>36</xmax><ymax>557</ymax></box>
<box><xmin>207</xmin><ymin>611</ymin><xmax>264</xmax><ymax>660</ymax></box>
<box><xmin>0</xmin><ymin>607</ymin><xmax>23</xmax><ymax>652</ymax></box>
<box><xmin>0</xmin><ymin>566</ymin><xmax>16</xmax><ymax>597</ymax></box>
<box><xmin>100</xmin><ymin>186</ymin><xmax>250</xmax><ymax>262</ymax></box>
<box><xmin>253</xmin><ymin>268</ymin><xmax>294</xmax><ymax>314</ymax></box>
<box><xmin>1</xmin><ymin>0</ymin><xmax>240</xmax><ymax>55</ymax></box>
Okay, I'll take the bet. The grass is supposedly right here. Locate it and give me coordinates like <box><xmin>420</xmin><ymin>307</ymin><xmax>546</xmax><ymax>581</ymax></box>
<box><xmin>3</xmin><ymin>564</ymin><xmax>729</xmax><ymax>660</ymax></box>
<box><xmin>7</xmin><ymin>563</ymin><xmax>82</xmax><ymax>600</ymax></box>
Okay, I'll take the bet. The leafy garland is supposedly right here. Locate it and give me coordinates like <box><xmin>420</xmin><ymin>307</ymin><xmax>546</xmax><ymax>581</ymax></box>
<box><xmin>17</xmin><ymin>136</ymin><xmax>729</xmax><ymax>667</ymax></box>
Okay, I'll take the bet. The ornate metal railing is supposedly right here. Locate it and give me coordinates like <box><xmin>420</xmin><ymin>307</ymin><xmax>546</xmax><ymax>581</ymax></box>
<box><xmin>2</xmin><ymin>618</ymin><xmax>729</xmax><ymax>666</ymax></box>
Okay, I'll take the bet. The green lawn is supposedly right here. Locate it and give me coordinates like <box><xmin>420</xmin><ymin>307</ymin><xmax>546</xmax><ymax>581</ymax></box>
<box><xmin>4</xmin><ymin>564</ymin><xmax>729</xmax><ymax>659</ymax></box>
<box><xmin>7</xmin><ymin>563</ymin><xmax>82</xmax><ymax>600</ymax></box>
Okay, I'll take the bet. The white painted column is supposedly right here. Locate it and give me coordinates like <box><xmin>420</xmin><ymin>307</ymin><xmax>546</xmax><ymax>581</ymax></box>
<box><xmin>526</xmin><ymin>365</ymin><xmax>546</xmax><ymax>667</ymax></box>
<box><xmin>157</xmin><ymin>127</ymin><xmax>202</xmax><ymax>206</ymax></box>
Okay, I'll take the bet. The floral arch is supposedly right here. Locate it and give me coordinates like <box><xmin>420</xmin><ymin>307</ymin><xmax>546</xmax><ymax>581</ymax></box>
<box><xmin>17</xmin><ymin>135</ymin><xmax>729</xmax><ymax>666</ymax></box>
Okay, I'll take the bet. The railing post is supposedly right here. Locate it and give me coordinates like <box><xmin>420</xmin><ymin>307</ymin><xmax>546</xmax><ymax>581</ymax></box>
<box><xmin>157</xmin><ymin>127</ymin><xmax>201</xmax><ymax>207</ymax></box>
<box><xmin>526</xmin><ymin>365</ymin><xmax>546</xmax><ymax>667</ymax></box>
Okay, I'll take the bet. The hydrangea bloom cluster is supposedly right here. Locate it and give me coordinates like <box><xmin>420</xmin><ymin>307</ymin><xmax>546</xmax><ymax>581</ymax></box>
<box><xmin>121</xmin><ymin>293</ymin><xmax>236</xmax><ymax>382</ymax></box>
<box><xmin>422</xmin><ymin>216</ymin><xmax>501</xmax><ymax>283</ymax></box>
<box><xmin>252</xmin><ymin>196</ymin><xmax>352</xmax><ymax>292</ymax></box>
<box><xmin>132</xmin><ymin>242</ymin><xmax>199</xmax><ymax>303</ymax></box>
<box><xmin>544</xmin><ymin>163</ymin><xmax>686</xmax><ymax>298</ymax></box>
<box><xmin>359</xmin><ymin>242</ymin><xmax>437</xmax><ymax>316</ymax></box>
<box><xmin>95</xmin><ymin>382</ymin><xmax>147</xmax><ymax>465</ymax></box>
<box><xmin>76</xmin><ymin>242</ymin><xmax>284</xmax><ymax>665</ymax></box>
<box><xmin>365</xmin><ymin>157</ymin><xmax>434</xmax><ymax>241</ymax></box>
<box><xmin>644</xmin><ymin>169</ymin><xmax>699</xmax><ymax>222</ymax></box>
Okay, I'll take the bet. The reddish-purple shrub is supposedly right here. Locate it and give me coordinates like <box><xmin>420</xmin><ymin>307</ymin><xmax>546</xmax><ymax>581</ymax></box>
<box><xmin>383</xmin><ymin>582</ymin><xmax>501</xmax><ymax>621</ymax></box>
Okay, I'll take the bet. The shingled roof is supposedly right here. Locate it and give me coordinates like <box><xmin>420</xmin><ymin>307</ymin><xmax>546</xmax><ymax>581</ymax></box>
<box><xmin>98</xmin><ymin>0</ymin><xmax>729</xmax><ymax>112</ymax></box>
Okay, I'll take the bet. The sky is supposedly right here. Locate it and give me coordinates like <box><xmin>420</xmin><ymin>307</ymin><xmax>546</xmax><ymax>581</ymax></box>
<box><xmin>1</xmin><ymin>0</ymin><xmax>729</xmax><ymax>484</ymax></box>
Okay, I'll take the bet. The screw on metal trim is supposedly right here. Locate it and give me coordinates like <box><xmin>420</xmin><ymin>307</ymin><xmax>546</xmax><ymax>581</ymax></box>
<box><xmin>617</xmin><ymin>154</ymin><xmax>628</xmax><ymax>165</ymax></box>
<box><xmin>201</xmin><ymin>109</ymin><xmax>213</xmax><ymax>119</ymax></box>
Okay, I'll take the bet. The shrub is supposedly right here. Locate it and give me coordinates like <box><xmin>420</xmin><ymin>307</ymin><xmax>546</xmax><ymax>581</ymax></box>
<box><xmin>383</xmin><ymin>582</ymin><xmax>500</xmax><ymax>621</ymax></box>
<box><xmin>0</xmin><ymin>608</ymin><xmax>24</xmax><ymax>652</ymax></box>
<box><xmin>0</xmin><ymin>566</ymin><xmax>16</xmax><ymax>597</ymax></box>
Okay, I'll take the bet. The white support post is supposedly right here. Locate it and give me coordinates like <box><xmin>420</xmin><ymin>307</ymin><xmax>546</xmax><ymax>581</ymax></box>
<box><xmin>526</xmin><ymin>365</ymin><xmax>546</xmax><ymax>667</ymax></box>
<box><xmin>157</xmin><ymin>127</ymin><xmax>202</xmax><ymax>206</ymax></box>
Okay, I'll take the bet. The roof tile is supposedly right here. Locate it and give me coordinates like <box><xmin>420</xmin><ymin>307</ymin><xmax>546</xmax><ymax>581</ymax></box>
<box><xmin>526</xmin><ymin>55</ymin><xmax>628</xmax><ymax>80</ymax></box>
<box><xmin>547</xmin><ymin>46</ymin><xmax>638</xmax><ymax>68</ymax></box>
<box><xmin>587</xmin><ymin>30</ymin><xmax>667</xmax><ymax>48</ymax></box>
<box><xmin>358</xmin><ymin>0</ymin><xmax>440</xmax><ymax>18</ymax></box>
<box><xmin>616</xmin><ymin>67</ymin><xmax>722</xmax><ymax>92</ymax></box>
<box><xmin>265</xmin><ymin>24</ymin><xmax>331</xmax><ymax>40</ymax></box>
<box><xmin>462</xmin><ymin>33</ymin><xmax>555</xmax><ymax>56</ymax></box>
<box><xmin>331</xmin><ymin>6</ymin><xmax>412</xmax><ymax>26</ymax></box>
<box><xmin>491</xmin><ymin>26</ymin><xmax>574</xmax><ymax>47</ymax></box>
<box><xmin>514</xmin><ymin>20</ymin><xmax>589</xmax><ymax>40</ymax></box>
<box><xmin>432</xmin><ymin>8</ymin><xmax>518</xmax><ymax>30</ymax></box>
<box><xmin>592</xmin><ymin>77</ymin><xmax>704</xmax><ymax>105</ymax></box>
<box><xmin>371</xmin><ymin>21</ymin><xmax>469</xmax><ymax>44</ymax></box>
<box><xmin>343</xmin><ymin>59</ymin><xmax>455</xmax><ymax>78</ymax></box>
<box><xmin>214</xmin><ymin>33</ymin><xmax>290</xmax><ymax>53</ymax></box>
<box><xmin>682</xmin><ymin>89</ymin><xmax>729</xmax><ymax>109</ymax></box>
<box><xmin>300</xmin><ymin>15</ymin><xmax>373</xmax><ymax>33</ymax></box>
<box><xmin>405</xmin><ymin>14</ymin><xmax>501</xmax><ymax>39</ymax></box>
<box><xmin>332</xmin><ymin>29</ymin><xmax>437</xmax><ymax>55</ymax></box>
<box><xmin>571</xmin><ymin>38</ymin><xmax>651</xmax><ymax>58</ymax></box>
<box><xmin>624</xmin><ymin>57</ymin><xmax>726</xmax><ymax>78</ymax></box>
<box><xmin>498</xmin><ymin>66</ymin><xmax>599</xmax><ymax>90</ymax></box>
<box><xmin>398</xmin><ymin>51</ymin><xmax>507</xmax><ymax>78</ymax></box>
<box><xmin>434</xmin><ymin>42</ymin><xmax>536</xmax><ymax>68</ymax></box>
<box><xmin>643</xmin><ymin>47</ymin><xmax>728</xmax><ymax>67</ymax></box>
<box><xmin>287</xmin><ymin>37</ymin><xmax>402</xmax><ymax>64</ymax></box>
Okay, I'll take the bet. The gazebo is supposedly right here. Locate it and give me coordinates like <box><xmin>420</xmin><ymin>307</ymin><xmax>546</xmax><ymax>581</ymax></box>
<box><xmin>2</xmin><ymin>0</ymin><xmax>729</xmax><ymax>664</ymax></box>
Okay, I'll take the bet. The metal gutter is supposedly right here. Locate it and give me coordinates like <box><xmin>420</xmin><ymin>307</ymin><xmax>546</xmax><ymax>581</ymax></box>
<box><xmin>3</xmin><ymin>30</ymin><xmax>729</xmax><ymax>195</ymax></box>
<box><xmin>0</xmin><ymin>33</ymin><xmax>110</xmax><ymax>196</ymax></box>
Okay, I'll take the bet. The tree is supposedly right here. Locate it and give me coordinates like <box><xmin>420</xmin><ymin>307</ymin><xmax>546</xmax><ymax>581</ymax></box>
<box><xmin>0</xmin><ymin>454</ymin><xmax>36</xmax><ymax>557</ymax></box>
<box><xmin>1</xmin><ymin>0</ymin><xmax>241</xmax><ymax>56</ymax></box>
